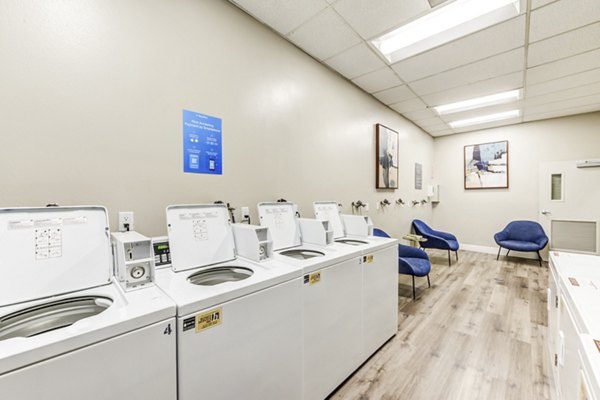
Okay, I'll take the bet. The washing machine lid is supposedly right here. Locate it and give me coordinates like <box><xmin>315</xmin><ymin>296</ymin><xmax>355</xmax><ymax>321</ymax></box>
<box><xmin>313</xmin><ymin>201</ymin><xmax>345</xmax><ymax>239</ymax></box>
<box><xmin>257</xmin><ymin>202</ymin><xmax>301</xmax><ymax>250</ymax></box>
<box><xmin>166</xmin><ymin>204</ymin><xmax>235</xmax><ymax>272</ymax></box>
<box><xmin>0</xmin><ymin>206</ymin><xmax>112</xmax><ymax>307</ymax></box>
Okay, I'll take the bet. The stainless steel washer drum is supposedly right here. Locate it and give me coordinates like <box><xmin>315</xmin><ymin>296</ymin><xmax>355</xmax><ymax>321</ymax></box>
<box><xmin>187</xmin><ymin>266</ymin><xmax>254</xmax><ymax>286</ymax></box>
<box><xmin>0</xmin><ymin>296</ymin><xmax>113</xmax><ymax>340</ymax></box>
<box><xmin>279</xmin><ymin>249</ymin><xmax>325</xmax><ymax>260</ymax></box>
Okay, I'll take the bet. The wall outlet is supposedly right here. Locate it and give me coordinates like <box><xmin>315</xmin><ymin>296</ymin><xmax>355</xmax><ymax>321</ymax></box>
<box><xmin>241</xmin><ymin>206</ymin><xmax>250</xmax><ymax>219</ymax></box>
<box><xmin>118</xmin><ymin>211</ymin><xmax>135</xmax><ymax>232</ymax></box>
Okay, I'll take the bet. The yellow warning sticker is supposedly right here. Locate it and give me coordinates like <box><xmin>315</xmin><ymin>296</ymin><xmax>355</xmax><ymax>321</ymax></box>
<box><xmin>309</xmin><ymin>272</ymin><xmax>321</xmax><ymax>285</ymax></box>
<box><xmin>365</xmin><ymin>254</ymin><xmax>374</xmax><ymax>263</ymax></box>
<box><xmin>196</xmin><ymin>307</ymin><xmax>222</xmax><ymax>333</ymax></box>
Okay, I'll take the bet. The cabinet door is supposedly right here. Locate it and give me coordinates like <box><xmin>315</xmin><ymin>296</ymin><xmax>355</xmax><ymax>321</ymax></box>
<box><xmin>558</xmin><ymin>295</ymin><xmax>582</xmax><ymax>400</ymax></box>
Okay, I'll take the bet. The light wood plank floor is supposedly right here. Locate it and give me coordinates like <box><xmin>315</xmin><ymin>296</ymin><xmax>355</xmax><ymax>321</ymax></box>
<box><xmin>329</xmin><ymin>249</ymin><xmax>554</xmax><ymax>400</ymax></box>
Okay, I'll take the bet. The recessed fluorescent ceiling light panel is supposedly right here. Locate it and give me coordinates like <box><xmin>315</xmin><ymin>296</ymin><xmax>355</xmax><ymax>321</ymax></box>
<box><xmin>449</xmin><ymin>109</ymin><xmax>520</xmax><ymax>129</ymax></box>
<box><xmin>371</xmin><ymin>0</ymin><xmax>521</xmax><ymax>63</ymax></box>
<box><xmin>434</xmin><ymin>89</ymin><xmax>521</xmax><ymax>115</ymax></box>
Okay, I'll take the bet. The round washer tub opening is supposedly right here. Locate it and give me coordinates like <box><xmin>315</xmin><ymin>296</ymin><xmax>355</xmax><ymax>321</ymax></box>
<box><xmin>187</xmin><ymin>266</ymin><xmax>254</xmax><ymax>286</ymax></box>
<box><xmin>0</xmin><ymin>296</ymin><xmax>113</xmax><ymax>341</ymax></box>
<box><xmin>279</xmin><ymin>249</ymin><xmax>325</xmax><ymax>260</ymax></box>
<box><xmin>335</xmin><ymin>239</ymin><xmax>368</xmax><ymax>246</ymax></box>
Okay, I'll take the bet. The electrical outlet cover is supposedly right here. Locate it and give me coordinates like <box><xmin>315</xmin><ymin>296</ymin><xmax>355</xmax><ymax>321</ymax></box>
<box><xmin>118</xmin><ymin>211</ymin><xmax>135</xmax><ymax>232</ymax></box>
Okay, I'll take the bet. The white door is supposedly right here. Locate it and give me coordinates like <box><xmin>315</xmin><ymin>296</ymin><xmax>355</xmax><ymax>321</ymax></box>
<box><xmin>539</xmin><ymin>160</ymin><xmax>600</xmax><ymax>255</ymax></box>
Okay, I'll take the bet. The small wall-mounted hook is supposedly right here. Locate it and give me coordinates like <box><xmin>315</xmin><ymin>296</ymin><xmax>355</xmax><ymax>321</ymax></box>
<box><xmin>411</xmin><ymin>200</ymin><xmax>420</xmax><ymax>206</ymax></box>
<box><xmin>352</xmin><ymin>200</ymin><xmax>365</xmax><ymax>209</ymax></box>
<box><xmin>420</xmin><ymin>199</ymin><xmax>428</xmax><ymax>205</ymax></box>
<box><xmin>276</xmin><ymin>198</ymin><xmax>287</xmax><ymax>203</ymax></box>
<box><xmin>379</xmin><ymin>199</ymin><xmax>391</xmax><ymax>208</ymax></box>
<box><xmin>395</xmin><ymin>198</ymin><xmax>405</xmax><ymax>206</ymax></box>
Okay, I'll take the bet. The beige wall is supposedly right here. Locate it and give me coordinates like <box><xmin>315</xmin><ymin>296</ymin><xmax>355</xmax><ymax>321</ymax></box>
<box><xmin>0</xmin><ymin>0</ymin><xmax>433</xmax><ymax>237</ymax></box>
<box><xmin>432</xmin><ymin>112</ymin><xmax>600</xmax><ymax>250</ymax></box>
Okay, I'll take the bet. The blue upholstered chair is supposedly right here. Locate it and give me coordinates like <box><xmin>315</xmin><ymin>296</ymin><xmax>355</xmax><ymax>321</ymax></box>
<box><xmin>494</xmin><ymin>220</ymin><xmax>548</xmax><ymax>266</ymax></box>
<box><xmin>411</xmin><ymin>219</ymin><xmax>459</xmax><ymax>266</ymax></box>
<box><xmin>373</xmin><ymin>228</ymin><xmax>431</xmax><ymax>299</ymax></box>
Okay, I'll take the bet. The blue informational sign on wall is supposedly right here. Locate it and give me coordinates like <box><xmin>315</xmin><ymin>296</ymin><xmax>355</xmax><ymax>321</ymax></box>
<box><xmin>183</xmin><ymin>110</ymin><xmax>222</xmax><ymax>175</ymax></box>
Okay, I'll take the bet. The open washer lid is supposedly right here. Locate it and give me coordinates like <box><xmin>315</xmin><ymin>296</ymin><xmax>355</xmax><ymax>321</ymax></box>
<box><xmin>257</xmin><ymin>202</ymin><xmax>301</xmax><ymax>251</ymax></box>
<box><xmin>166</xmin><ymin>204</ymin><xmax>235</xmax><ymax>272</ymax></box>
<box><xmin>313</xmin><ymin>201</ymin><xmax>345</xmax><ymax>239</ymax></box>
<box><xmin>0</xmin><ymin>206</ymin><xmax>112</xmax><ymax>307</ymax></box>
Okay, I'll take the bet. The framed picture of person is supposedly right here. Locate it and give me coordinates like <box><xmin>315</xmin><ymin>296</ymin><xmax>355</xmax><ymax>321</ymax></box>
<box><xmin>376</xmin><ymin>124</ymin><xmax>398</xmax><ymax>189</ymax></box>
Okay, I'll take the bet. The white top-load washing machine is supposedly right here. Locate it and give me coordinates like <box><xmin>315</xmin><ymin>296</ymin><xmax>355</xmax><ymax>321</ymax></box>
<box><xmin>257</xmin><ymin>202</ymin><xmax>367</xmax><ymax>400</ymax></box>
<box><xmin>548</xmin><ymin>251</ymin><xmax>600</xmax><ymax>400</ymax></box>
<box><xmin>154</xmin><ymin>204</ymin><xmax>304</xmax><ymax>400</ymax></box>
<box><xmin>0</xmin><ymin>206</ymin><xmax>177</xmax><ymax>400</ymax></box>
<box><xmin>313</xmin><ymin>201</ymin><xmax>398</xmax><ymax>359</ymax></box>
<box><xmin>579</xmin><ymin>332</ymin><xmax>600</xmax><ymax>400</ymax></box>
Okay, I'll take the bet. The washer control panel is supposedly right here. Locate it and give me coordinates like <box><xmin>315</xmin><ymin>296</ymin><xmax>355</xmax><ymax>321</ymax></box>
<box><xmin>152</xmin><ymin>236</ymin><xmax>171</xmax><ymax>269</ymax></box>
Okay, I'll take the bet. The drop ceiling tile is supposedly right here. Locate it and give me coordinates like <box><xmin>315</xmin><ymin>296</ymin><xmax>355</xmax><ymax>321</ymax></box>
<box><xmin>372</xmin><ymin>85</ymin><xmax>414</xmax><ymax>105</ymax></box>
<box><xmin>525</xmin><ymin>81</ymin><xmax>600</xmax><ymax>107</ymax></box>
<box><xmin>411</xmin><ymin>116</ymin><xmax>447</xmax><ymax>129</ymax></box>
<box><xmin>531</xmin><ymin>0</ymin><xmax>558</xmax><ymax>10</ymax></box>
<box><xmin>428</xmin><ymin>0</ymin><xmax>450</xmax><ymax>7</ymax></box>
<box><xmin>529</xmin><ymin>0</ymin><xmax>600</xmax><ymax>43</ymax></box>
<box><xmin>524</xmin><ymin>104</ymin><xmax>600</xmax><ymax>122</ymax></box>
<box><xmin>422</xmin><ymin>72</ymin><xmax>524</xmax><ymax>106</ymax></box>
<box><xmin>528</xmin><ymin>22</ymin><xmax>600</xmax><ymax>67</ymax></box>
<box><xmin>389</xmin><ymin>97</ymin><xmax>428</xmax><ymax>113</ymax></box>
<box><xmin>392</xmin><ymin>15</ymin><xmax>526</xmax><ymax>82</ymax></box>
<box><xmin>404</xmin><ymin>107</ymin><xmax>437</xmax><ymax>121</ymax></box>
<box><xmin>526</xmin><ymin>68</ymin><xmax>600</xmax><ymax>98</ymax></box>
<box><xmin>526</xmin><ymin>48</ymin><xmax>600</xmax><ymax>85</ymax></box>
<box><xmin>351</xmin><ymin>67</ymin><xmax>403</xmax><ymax>93</ymax></box>
<box><xmin>523</xmin><ymin>93</ymin><xmax>600</xmax><ymax>115</ymax></box>
<box><xmin>416</xmin><ymin>123</ymin><xmax>448</xmax><ymax>133</ymax></box>
<box><xmin>409</xmin><ymin>48</ymin><xmax>524</xmax><ymax>96</ymax></box>
<box><xmin>324</xmin><ymin>43</ymin><xmax>386</xmax><ymax>79</ymax></box>
<box><xmin>287</xmin><ymin>8</ymin><xmax>361</xmax><ymax>60</ymax></box>
<box><xmin>333</xmin><ymin>0</ymin><xmax>430</xmax><ymax>39</ymax></box>
<box><xmin>231</xmin><ymin>0</ymin><xmax>328</xmax><ymax>35</ymax></box>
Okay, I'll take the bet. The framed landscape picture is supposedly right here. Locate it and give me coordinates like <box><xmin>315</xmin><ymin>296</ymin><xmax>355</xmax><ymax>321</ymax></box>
<box><xmin>464</xmin><ymin>140</ymin><xmax>508</xmax><ymax>189</ymax></box>
<box><xmin>376</xmin><ymin>124</ymin><xmax>398</xmax><ymax>189</ymax></box>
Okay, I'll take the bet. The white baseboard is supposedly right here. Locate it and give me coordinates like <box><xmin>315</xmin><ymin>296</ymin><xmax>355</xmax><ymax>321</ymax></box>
<box><xmin>461</xmin><ymin>243</ymin><xmax>541</xmax><ymax>260</ymax></box>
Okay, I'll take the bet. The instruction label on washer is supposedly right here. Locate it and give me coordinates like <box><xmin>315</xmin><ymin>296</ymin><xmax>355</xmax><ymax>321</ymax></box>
<box><xmin>362</xmin><ymin>254</ymin><xmax>374</xmax><ymax>264</ymax></box>
<box><xmin>304</xmin><ymin>271</ymin><xmax>321</xmax><ymax>285</ymax></box>
<box><xmin>192</xmin><ymin>219</ymin><xmax>209</xmax><ymax>241</ymax></box>
<box><xmin>34</xmin><ymin>228</ymin><xmax>62</xmax><ymax>260</ymax></box>
<box><xmin>195</xmin><ymin>307</ymin><xmax>222</xmax><ymax>333</ymax></box>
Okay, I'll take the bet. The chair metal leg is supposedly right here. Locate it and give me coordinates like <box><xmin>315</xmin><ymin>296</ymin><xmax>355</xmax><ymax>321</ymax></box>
<box><xmin>496</xmin><ymin>246</ymin><xmax>502</xmax><ymax>260</ymax></box>
<box><xmin>447</xmin><ymin>249</ymin><xmax>451</xmax><ymax>266</ymax></box>
<box><xmin>537</xmin><ymin>251</ymin><xmax>542</xmax><ymax>267</ymax></box>
<box><xmin>455</xmin><ymin>251</ymin><xmax>458</xmax><ymax>261</ymax></box>
<box><xmin>506</xmin><ymin>249</ymin><xmax>511</xmax><ymax>257</ymax></box>
<box><xmin>412</xmin><ymin>275</ymin><xmax>416</xmax><ymax>300</ymax></box>
<box><xmin>427</xmin><ymin>274</ymin><xmax>431</xmax><ymax>288</ymax></box>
